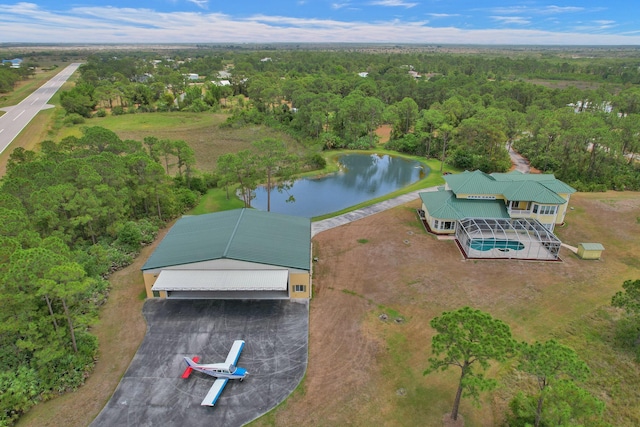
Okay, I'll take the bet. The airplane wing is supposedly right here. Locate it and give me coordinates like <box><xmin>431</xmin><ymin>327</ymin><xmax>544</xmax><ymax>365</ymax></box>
<box><xmin>224</xmin><ymin>340</ymin><xmax>245</xmax><ymax>366</ymax></box>
<box><xmin>201</xmin><ymin>378</ymin><xmax>228</xmax><ymax>406</ymax></box>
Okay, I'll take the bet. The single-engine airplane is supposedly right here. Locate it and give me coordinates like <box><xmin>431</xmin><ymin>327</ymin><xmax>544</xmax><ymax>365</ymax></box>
<box><xmin>182</xmin><ymin>339</ymin><xmax>248</xmax><ymax>406</ymax></box>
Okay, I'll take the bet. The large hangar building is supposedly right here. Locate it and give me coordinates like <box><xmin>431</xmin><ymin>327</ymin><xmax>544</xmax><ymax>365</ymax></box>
<box><xmin>142</xmin><ymin>208</ymin><xmax>312</xmax><ymax>300</ymax></box>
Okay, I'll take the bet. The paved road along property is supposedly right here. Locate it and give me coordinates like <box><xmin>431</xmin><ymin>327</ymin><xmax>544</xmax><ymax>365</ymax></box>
<box><xmin>0</xmin><ymin>63</ymin><xmax>81</xmax><ymax>155</ymax></box>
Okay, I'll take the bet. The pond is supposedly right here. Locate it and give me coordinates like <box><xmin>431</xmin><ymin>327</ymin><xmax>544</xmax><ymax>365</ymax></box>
<box><xmin>251</xmin><ymin>153</ymin><xmax>428</xmax><ymax>218</ymax></box>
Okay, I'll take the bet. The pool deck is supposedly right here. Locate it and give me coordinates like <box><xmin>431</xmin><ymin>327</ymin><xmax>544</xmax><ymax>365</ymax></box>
<box><xmin>311</xmin><ymin>186</ymin><xmax>438</xmax><ymax>237</ymax></box>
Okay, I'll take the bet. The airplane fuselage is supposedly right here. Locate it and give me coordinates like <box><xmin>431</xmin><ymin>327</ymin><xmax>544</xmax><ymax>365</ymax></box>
<box><xmin>182</xmin><ymin>340</ymin><xmax>248</xmax><ymax>406</ymax></box>
<box><xmin>188</xmin><ymin>361</ymin><xmax>247</xmax><ymax>380</ymax></box>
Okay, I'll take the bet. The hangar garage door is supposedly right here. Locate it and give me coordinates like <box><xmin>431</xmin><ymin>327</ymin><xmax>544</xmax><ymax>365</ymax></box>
<box><xmin>151</xmin><ymin>269</ymin><xmax>289</xmax><ymax>299</ymax></box>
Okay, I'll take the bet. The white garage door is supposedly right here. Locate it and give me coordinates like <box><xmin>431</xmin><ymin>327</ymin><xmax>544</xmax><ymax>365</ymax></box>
<box><xmin>152</xmin><ymin>269</ymin><xmax>289</xmax><ymax>299</ymax></box>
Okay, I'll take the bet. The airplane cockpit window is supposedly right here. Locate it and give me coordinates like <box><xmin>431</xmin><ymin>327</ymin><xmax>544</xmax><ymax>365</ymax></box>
<box><xmin>229</xmin><ymin>364</ymin><xmax>236</xmax><ymax>373</ymax></box>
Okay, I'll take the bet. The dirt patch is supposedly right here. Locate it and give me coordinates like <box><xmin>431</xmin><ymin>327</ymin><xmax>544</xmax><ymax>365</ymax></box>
<box><xmin>443</xmin><ymin>413</ymin><xmax>465</xmax><ymax>427</ymax></box>
<box><xmin>375</xmin><ymin>124</ymin><xmax>392</xmax><ymax>144</ymax></box>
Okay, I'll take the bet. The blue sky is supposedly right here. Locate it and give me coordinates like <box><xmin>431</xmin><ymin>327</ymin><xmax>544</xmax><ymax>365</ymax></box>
<box><xmin>1</xmin><ymin>1</ymin><xmax>639</xmax><ymax>45</ymax></box>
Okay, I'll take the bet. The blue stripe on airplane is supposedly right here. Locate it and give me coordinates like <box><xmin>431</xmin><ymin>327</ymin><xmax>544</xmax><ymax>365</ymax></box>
<box><xmin>209</xmin><ymin>379</ymin><xmax>229</xmax><ymax>406</ymax></box>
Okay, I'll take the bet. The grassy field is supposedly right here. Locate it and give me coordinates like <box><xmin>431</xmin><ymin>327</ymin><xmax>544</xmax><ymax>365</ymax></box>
<box><xmin>55</xmin><ymin>112</ymin><xmax>307</xmax><ymax>173</ymax></box>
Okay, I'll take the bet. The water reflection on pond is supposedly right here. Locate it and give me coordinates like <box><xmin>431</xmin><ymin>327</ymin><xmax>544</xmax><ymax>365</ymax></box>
<box><xmin>251</xmin><ymin>153</ymin><xmax>428</xmax><ymax>218</ymax></box>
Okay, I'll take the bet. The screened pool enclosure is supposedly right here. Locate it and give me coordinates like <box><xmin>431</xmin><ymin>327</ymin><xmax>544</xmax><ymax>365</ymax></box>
<box><xmin>455</xmin><ymin>218</ymin><xmax>562</xmax><ymax>261</ymax></box>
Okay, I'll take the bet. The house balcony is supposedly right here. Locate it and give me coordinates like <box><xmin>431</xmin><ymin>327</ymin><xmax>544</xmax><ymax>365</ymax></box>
<box><xmin>507</xmin><ymin>207</ymin><xmax>533</xmax><ymax>218</ymax></box>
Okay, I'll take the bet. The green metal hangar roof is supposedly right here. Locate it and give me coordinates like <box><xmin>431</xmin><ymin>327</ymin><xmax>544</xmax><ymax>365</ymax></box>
<box><xmin>142</xmin><ymin>209</ymin><xmax>311</xmax><ymax>299</ymax></box>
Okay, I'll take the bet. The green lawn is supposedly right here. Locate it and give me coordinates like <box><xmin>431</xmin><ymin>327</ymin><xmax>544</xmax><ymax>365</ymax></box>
<box><xmin>57</xmin><ymin>112</ymin><xmax>305</xmax><ymax>173</ymax></box>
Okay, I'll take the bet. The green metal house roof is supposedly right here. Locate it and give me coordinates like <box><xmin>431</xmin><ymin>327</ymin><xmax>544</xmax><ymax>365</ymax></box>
<box><xmin>444</xmin><ymin>170</ymin><xmax>504</xmax><ymax>195</ymax></box>
<box><xmin>502</xmin><ymin>181</ymin><xmax>567</xmax><ymax>204</ymax></box>
<box><xmin>420</xmin><ymin>190</ymin><xmax>510</xmax><ymax>220</ymax></box>
<box><xmin>444</xmin><ymin>170</ymin><xmax>575</xmax><ymax>204</ymax></box>
<box><xmin>491</xmin><ymin>171</ymin><xmax>577</xmax><ymax>194</ymax></box>
<box><xmin>142</xmin><ymin>209</ymin><xmax>311</xmax><ymax>271</ymax></box>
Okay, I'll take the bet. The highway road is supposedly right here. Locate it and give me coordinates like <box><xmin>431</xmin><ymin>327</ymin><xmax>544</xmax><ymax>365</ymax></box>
<box><xmin>0</xmin><ymin>62</ymin><xmax>82</xmax><ymax>155</ymax></box>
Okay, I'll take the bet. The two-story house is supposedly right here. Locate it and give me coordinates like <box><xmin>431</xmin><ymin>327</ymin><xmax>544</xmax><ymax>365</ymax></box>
<box><xmin>419</xmin><ymin>170</ymin><xmax>575</xmax><ymax>260</ymax></box>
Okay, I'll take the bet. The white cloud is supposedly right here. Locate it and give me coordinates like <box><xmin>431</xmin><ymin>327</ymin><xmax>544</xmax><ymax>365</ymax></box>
<box><xmin>491</xmin><ymin>16</ymin><xmax>531</xmax><ymax>26</ymax></box>
<box><xmin>427</xmin><ymin>13</ymin><xmax>460</xmax><ymax>18</ymax></box>
<box><xmin>540</xmin><ymin>6</ymin><xmax>585</xmax><ymax>14</ymax></box>
<box><xmin>187</xmin><ymin>0</ymin><xmax>209</xmax><ymax>9</ymax></box>
<box><xmin>572</xmin><ymin>20</ymin><xmax>617</xmax><ymax>32</ymax></box>
<box><xmin>0</xmin><ymin>3</ymin><xmax>638</xmax><ymax>45</ymax></box>
<box><xmin>369</xmin><ymin>0</ymin><xmax>418</xmax><ymax>8</ymax></box>
<box><xmin>490</xmin><ymin>5</ymin><xmax>584</xmax><ymax>15</ymax></box>
<box><xmin>332</xmin><ymin>2</ymin><xmax>350</xmax><ymax>10</ymax></box>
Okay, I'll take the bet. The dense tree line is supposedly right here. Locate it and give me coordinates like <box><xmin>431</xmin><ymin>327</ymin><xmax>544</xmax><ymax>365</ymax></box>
<box><xmin>0</xmin><ymin>127</ymin><xmax>201</xmax><ymax>425</ymax></box>
<box><xmin>0</xmin><ymin>66</ymin><xmax>21</xmax><ymax>93</ymax></box>
<box><xmin>57</xmin><ymin>49</ymin><xmax>640</xmax><ymax>188</ymax></box>
<box><xmin>0</xmin><ymin>62</ymin><xmax>37</xmax><ymax>93</ymax></box>
<box><xmin>220</xmin><ymin>51</ymin><xmax>640</xmax><ymax>185</ymax></box>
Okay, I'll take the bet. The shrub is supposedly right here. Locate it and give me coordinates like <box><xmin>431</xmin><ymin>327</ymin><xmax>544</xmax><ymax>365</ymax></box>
<box><xmin>63</xmin><ymin>113</ymin><xmax>85</xmax><ymax>126</ymax></box>
<box><xmin>321</xmin><ymin>132</ymin><xmax>344</xmax><ymax>150</ymax></box>
<box><xmin>111</xmin><ymin>106</ymin><xmax>125</xmax><ymax>116</ymax></box>
<box><xmin>346</xmin><ymin>135</ymin><xmax>377</xmax><ymax>150</ymax></box>
<box><xmin>95</xmin><ymin>108</ymin><xmax>107</xmax><ymax>117</ymax></box>
<box><xmin>305</xmin><ymin>153</ymin><xmax>326</xmax><ymax>170</ymax></box>
<box><xmin>385</xmin><ymin>134</ymin><xmax>424</xmax><ymax>155</ymax></box>
<box><xmin>115</xmin><ymin>221</ymin><xmax>143</xmax><ymax>252</ymax></box>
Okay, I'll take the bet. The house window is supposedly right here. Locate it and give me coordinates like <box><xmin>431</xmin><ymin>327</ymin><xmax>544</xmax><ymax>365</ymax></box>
<box><xmin>537</xmin><ymin>205</ymin><xmax>557</xmax><ymax>215</ymax></box>
<box><xmin>433</xmin><ymin>220</ymin><xmax>454</xmax><ymax>231</ymax></box>
<box><xmin>294</xmin><ymin>285</ymin><xmax>306</xmax><ymax>293</ymax></box>
<box><xmin>152</xmin><ymin>290</ymin><xmax>160</xmax><ymax>298</ymax></box>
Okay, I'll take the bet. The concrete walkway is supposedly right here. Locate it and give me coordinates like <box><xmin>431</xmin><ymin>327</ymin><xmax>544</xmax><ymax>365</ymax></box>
<box><xmin>311</xmin><ymin>186</ymin><xmax>438</xmax><ymax>237</ymax></box>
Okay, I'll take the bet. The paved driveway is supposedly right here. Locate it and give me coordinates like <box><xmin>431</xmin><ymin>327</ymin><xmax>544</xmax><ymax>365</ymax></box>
<box><xmin>91</xmin><ymin>299</ymin><xmax>308</xmax><ymax>427</ymax></box>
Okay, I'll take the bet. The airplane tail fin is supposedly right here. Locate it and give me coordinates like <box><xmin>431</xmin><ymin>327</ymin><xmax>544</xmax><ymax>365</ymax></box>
<box><xmin>182</xmin><ymin>356</ymin><xmax>200</xmax><ymax>379</ymax></box>
<box><xmin>184</xmin><ymin>357</ymin><xmax>198</xmax><ymax>368</ymax></box>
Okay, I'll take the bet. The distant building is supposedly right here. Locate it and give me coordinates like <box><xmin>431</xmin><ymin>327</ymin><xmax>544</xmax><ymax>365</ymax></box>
<box><xmin>358</xmin><ymin>72</ymin><xmax>369</xmax><ymax>77</ymax></box>
<box><xmin>568</xmin><ymin>100</ymin><xmax>613</xmax><ymax>114</ymax></box>
<box><xmin>2</xmin><ymin>58</ymin><xmax>22</xmax><ymax>68</ymax></box>
<box><xmin>212</xmin><ymin>80</ymin><xmax>231</xmax><ymax>86</ymax></box>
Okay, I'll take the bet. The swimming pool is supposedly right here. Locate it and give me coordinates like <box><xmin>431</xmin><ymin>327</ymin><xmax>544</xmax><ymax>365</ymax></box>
<box><xmin>469</xmin><ymin>239</ymin><xmax>525</xmax><ymax>252</ymax></box>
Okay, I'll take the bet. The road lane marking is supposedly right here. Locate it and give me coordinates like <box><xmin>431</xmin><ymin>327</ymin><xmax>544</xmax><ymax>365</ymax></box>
<box><xmin>13</xmin><ymin>110</ymin><xmax>25</xmax><ymax>120</ymax></box>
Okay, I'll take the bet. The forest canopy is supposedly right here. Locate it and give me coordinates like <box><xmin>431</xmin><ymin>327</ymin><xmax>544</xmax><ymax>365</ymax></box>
<box><xmin>54</xmin><ymin>48</ymin><xmax>640</xmax><ymax>190</ymax></box>
<box><xmin>0</xmin><ymin>127</ymin><xmax>201</xmax><ymax>425</ymax></box>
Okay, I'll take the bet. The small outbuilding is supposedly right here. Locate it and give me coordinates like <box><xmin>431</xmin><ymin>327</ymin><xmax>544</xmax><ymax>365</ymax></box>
<box><xmin>577</xmin><ymin>243</ymin><xmax>605</xmax><ymax>260</ymax></box>
<box><xmin>142</xmin><ymin>208</ymin><xmax>312</xmax><ymax>300</ymax></box>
